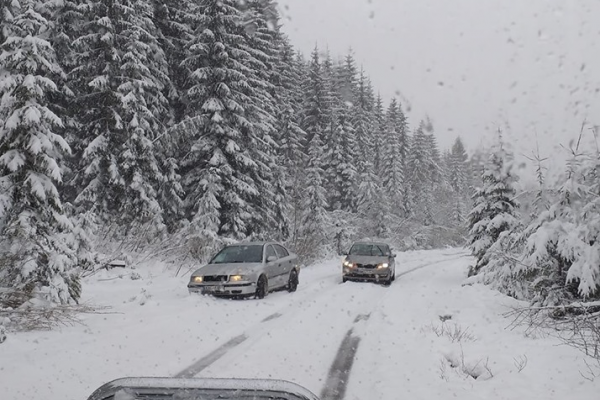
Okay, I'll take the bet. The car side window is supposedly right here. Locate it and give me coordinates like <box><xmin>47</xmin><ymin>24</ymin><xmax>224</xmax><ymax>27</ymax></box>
<box><xmin>266</xmin><ymin>245</ymin><xmax>278</xmax><ymax>261</ymax></box>
<box><xmin>274</xmin><ymin>244</ymin><xmax>289</xmax><ymax>258</ymax></box>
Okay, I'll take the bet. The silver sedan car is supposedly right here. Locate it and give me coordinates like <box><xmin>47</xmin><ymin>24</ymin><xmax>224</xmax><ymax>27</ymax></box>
<box><xmin>341</xmin><ymin>241</ymin><xmax>397</xmax><ymax>285</ymax></box>
<box><xmin>188</xmin><ymin>242</ymin><xmax>300</xmax><ymax>299</ymax></box>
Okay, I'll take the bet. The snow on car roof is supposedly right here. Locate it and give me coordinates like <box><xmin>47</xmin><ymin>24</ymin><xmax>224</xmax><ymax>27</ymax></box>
<box><xmin>352</xmin><ymin>241</ymin><xmax>389</xmax><ymax>247</ymax></box>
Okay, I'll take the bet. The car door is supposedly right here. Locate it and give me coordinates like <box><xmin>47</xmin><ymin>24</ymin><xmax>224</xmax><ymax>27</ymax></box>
<box><xmin>274</xmin><ymin>244</ymin><xmax>293</xmax><ymax>277</ymax></box>
<box><xmin>264</xmin><ymin>244</ymin><xmax>283</xmax><ymax>288</ymax></box>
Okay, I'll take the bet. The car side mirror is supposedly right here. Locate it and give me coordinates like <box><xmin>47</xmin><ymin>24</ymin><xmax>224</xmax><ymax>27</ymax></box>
<box><xmin>392</xmin><ymin>254</ymin><xmax>397</xmax><ymax>258</ymax></box>
<box><xmin>267</xmin><ymin>255</ymin><xmax>277</xmax><ymax>263</ymax></box>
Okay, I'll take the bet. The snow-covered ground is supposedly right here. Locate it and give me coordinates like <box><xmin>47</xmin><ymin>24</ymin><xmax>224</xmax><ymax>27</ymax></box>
<box><xmin>1</xmin><ymin>248</ymin><xmax>597</xmax><ymax>400</ymax></box>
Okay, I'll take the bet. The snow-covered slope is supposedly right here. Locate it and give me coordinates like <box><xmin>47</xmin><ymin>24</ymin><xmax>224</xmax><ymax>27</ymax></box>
<box><xmin>0</xmin><ymin>249</ymin><xmax>596</xmax><ymax>400</ymax></box>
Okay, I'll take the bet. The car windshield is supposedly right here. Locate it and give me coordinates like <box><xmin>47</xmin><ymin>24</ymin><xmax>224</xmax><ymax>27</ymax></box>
<box><xmin>349</xmin><ymin>244</ymin><xmax>388</xmax><ymax>256</ymax></box>
<box><xmin>210</xmin><ymin>245</ymin><xmax>263</xmax><ymax>264</ymax></box>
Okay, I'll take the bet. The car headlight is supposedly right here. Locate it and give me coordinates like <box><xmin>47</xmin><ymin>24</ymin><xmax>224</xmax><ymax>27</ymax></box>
<box><xmin>191</xmin><ymin>276</ymin><xmax>203</xmax><ymax>283</ymax></box>
<box><xmin>229</xmin><ymin>275</ymin><xmax>245</xmax><ymax>282</ymax></box>
<box><xmin>377</xmin><ymin>263</ymin><xmax>389</xmax><ymax>269</ymax></box>
<box><xmin>343</xmin><ymin>260</ymin><xmax>355</xmax><ymax>268</ymax></box>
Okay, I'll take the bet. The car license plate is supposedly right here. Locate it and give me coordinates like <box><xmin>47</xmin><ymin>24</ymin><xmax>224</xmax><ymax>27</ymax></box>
<box><xmin>202</xmin><ymin>285</ymin><xmax>224</xmax><ymax>294</ymax></box>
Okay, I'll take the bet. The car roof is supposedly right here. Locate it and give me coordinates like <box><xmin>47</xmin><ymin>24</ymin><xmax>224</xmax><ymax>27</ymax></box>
<box><xmin>226</xmin><ymin>241</ymin><xmax>275</xmax><ymax>246</ymax></box>
<box><xmin>351</xmin><ymin>241</ymin><xmax>390</xmax><ymax>247</ymax></box>
<box><xmin>87</xmin><ymin>377</ymin><xmax>319</xmax><ymax>400</ymax></box>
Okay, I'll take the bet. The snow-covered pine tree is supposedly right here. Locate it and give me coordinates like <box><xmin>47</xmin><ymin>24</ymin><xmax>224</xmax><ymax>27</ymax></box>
<box><xmin>334</xmin><ymin>51</ymin><xmax>358</xmax><ymax>107</ymax></box>
<box><xmin>507</xmin><ymin>142</ymin><xmax>600</xmax><ymax>304</ymax></box>
<box><xmin>273</xmin><ymin>36</ymin><xmax>306</xmax><ymax>242</ymax></box>
<box><xmin>449</xmin><ymin>137</ymin><xmax>470</xmax><ymax>222</ymax></box>
<box><xmin>466</xmin><ymin>137</ymin><xmax>519</xmax><ymax>277</ymax></box>
<box><xmin>300</xmin><ymin>47</ymin><xmax>330</xmax><ymax>154</ymax></box>
<box><xmin>381</xmin><ymin>99</ymin><xmax>408</xmax><ymax>216</ymax></box>
<box><xmin>353</xmin><ymin>68</ymin><xmax>374</xmax><ymax>174</ymax></box>
<box><xmin>179</xmin><ymin>0</ymin><xmax>280</xmax><ymax>240</ymax></box>
<box><xmin>0</xmin><ymin>1</ymin><xmax>80</xmax><ymax>304</ymax></box>
<box><xmin>297</xmin><ymin>132</ymin><xmax>329</xmax><ymax>259</ymax></box>
<box><xmin>151</xmin><ymin>0</ymin><xmax>194</xmax><ymax>123</ymax></box>
<box><xmin>564</xmin><ymin>149</ymin><xmax>600</xmax><ymax>299</ymax></box>
<box><xmin>330</xmin><ymin>109</ymin><xmax>357</xmax><ymax>211</ymax></box>
<box><xmin>241</xmin><ymin>0</ymin><xmax>289</xmax><ymax>240</ymax></box>
<box><xmin>275</xmin><ymin>35</ymin><xmax>306</xmax><ymax>172</ymax></box>
<box><xmin>0</xmin><ymin>0</ymin><xmax>18</xmax><ymax>46</ymax></box>
<box><xmin>407</xmin><ymin>121</ymin><xmax>435</xmax><ymax>224</ymax></box>
<box><xmin>372</xmin><ymin>94</ymin><xmax>385</xmax><ymax>178</ymax></box>
<box><xmin>71</xmin><ymin>0</ymin><xmax>174</xmax><ymax>237</ymax></box>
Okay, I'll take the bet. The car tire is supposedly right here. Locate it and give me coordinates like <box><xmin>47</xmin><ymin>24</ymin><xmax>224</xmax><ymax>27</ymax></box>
<box><xmin>391</xmin><ymin>269</ymin><xmax>396</xmax><ymax>281</ymax></box>
<box><xmin>342</xmin><ymin>276</ymin><xmax>348</xmax><ymax>283</ymax></box>
<box><xmin>287</xmin><ymin>270</ymin><xmax>299</xmax><ymax>292</ymax></box>
<box><xmin>255</xmin><ymin>275</ymin><xmax>268</xmax><ymax>299</ymax></box>
<box><xmin>383</xmin><ymin>273</ymin><xmax>393</xmax><ymax>286</ymax></box>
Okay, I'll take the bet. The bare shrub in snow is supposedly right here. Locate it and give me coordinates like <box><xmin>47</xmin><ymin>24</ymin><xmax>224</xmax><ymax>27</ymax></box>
<box><xmin>580</xmin><ymin>358</ymin><xmax>600</xmax><ymax>382</ymax></box>
<box><xmin>513</xmin><ymin>355</ymin><xmax>528</xmax><ymax>372</ymax></box>
<box><xmin>0</xmin><ymin>303</ymin><xmax>111</xmax><ymax>331</ymax></box>
<box><xmin>424</xmin><ymin>322</ymin><xmax>476</xmax><ymax>343</ymax></box>
<box><xmin>443</xmin><ymin>347</ymin><xmax>494</xmax><ymax>380</ymax></box>
<box><xmin>507</xmin><ymin>302</ymin><xmax>600</xmax><ymax>361</ymax></box>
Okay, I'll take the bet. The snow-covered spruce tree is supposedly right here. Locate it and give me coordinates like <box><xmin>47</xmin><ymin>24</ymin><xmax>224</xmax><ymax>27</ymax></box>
<box><xmin>466</xmin><ymin>138</ymin><xmax>519</xmax><ymax>277</ymax></box>
<box><xmin>372</xmin><ymin>94</ymin><xmax>385</xmax><ymax>178</ymax></box>
<box><xmin>71</xmin><ymin>0</ymin><xmax>174</xmax><ymax>237</ymax></box>
<box><xmin>0</xmin><ymin>0</ymin><xmax>18</xmax><ymax>46</ymax></box>
<box><xmin>151</xmin><ymin>0</ymin><xmax>194</xmax><ymax>124</ymax></box>
<box><xmin>241</xmin><ymin>0</ymin><xmax>289</xmax><ymax>240</ymax></box>
<box><xmin>328</xmin><ymin>109</ymin><xmax>357</xmax><ymax>211</ymax></box>
<box><xmin>300</xmin><ymin>47</ymin><xmax>330</xmax><ymax>155</ymax></box>
<box><xmin>297</xmin><ymin>133</ymin><xmax>329</xmax><ymax>260</ymax></box>
<box><xmin>334</xmin><ymin>51</ymin><xmax>358</xmax><ymax>107</ymax></box>
<box><xmin>273</xmin><ymin>36</ymin><xmax>307</xmax><ymax>243</ymax></box>
<box><xmin>506</xmin><ymin>146</ymin><xmax>600</xmax><ymax>304</ymax></box>
<box><xmin>381</xmin><ymin>99</ymin><xmax>408</xmax><ymax>217</ymax></box>
<box><xmin>353</xmin><ymin>69</ymin><xmax>374</xmax><ymax>175</ymax></box>
<box><xmin>275</xmin><ymin>35</ymin><xmax>306</xmax><ymax>172</ymax></box>
<box><xmin>407</xmin><ymin>121</ymin><xmax>435</xmax><ymax>224</ymax></box>
<box><xmin>179</xmin><ymin>0</ymin><xmax>280</xmax><ymax>240</ymax></box>
<box><xmin>0</xmin><ymin>1</ymin><xmax>81</xmax><ymax>304</ymax></box>
<box><xmin>448</xmin><ymin>137</ymin><xmax>470</xmax><ymax>223</ymax></box>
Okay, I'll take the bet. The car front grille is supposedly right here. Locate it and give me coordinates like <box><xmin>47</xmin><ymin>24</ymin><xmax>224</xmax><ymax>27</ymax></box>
<box><xmin>203</xmin><ymin>275</ymin><xmax>228</xmax><ymax>282</ymax></box>
<box><xmin>357</xmin><ymin>264</ymin><xmax>377</xmax><ymax>269</ymax></box>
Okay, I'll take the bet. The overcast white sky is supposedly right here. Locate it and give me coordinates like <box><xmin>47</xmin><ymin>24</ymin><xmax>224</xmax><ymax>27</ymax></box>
<box><xmin>276</xmin><ymin>0</ymin><xmax>600</xmax><ymax>173</ymax></box>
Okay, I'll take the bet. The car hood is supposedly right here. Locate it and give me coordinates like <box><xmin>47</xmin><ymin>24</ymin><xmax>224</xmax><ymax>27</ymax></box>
<box><xmin>345</xmin><ymin>255</ymin><xmax>390</xmax><ymax>264</ymax></box>
<box><xmin>192</xmin><ymin>262</ymin><xmax>263</xmax><ymax>277</ymax></box>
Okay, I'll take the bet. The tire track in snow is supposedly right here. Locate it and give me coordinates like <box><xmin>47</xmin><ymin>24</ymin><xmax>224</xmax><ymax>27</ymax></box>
<box><xmin>320</xmin><ymin>253</ymin><xmax>467</xmax><ymax>399</ymax></box>
<box><xmin>176</xmin><ymin>253</ymin><xmax>466</xmax><ymax>386</ymax></box>
<box><xmin>174</xmin><ymin>334</ymin><xmax>248</xmax><ymax>378</ymax></box>
<box><xmin>396</xmin><ymin>254</ymin><xmax>468</xmax><ymax>278</ymax></box>
<box><xmin>174</xmin><ymin>269</ymin><xmax>344</xmax><ymax>378</ymax></box>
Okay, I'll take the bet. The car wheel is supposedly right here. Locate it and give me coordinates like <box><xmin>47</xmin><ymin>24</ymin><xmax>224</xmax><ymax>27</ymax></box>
<box><xmin>255</xmin><ymin>275</ymin><xmax>268</xmax><ymax>299</ymax></box>
<box><xmin>342</xmin><ymin>276</ymin><xmax>348</xmax><ymax>283</ymax></box>
<box><xmin>391</xmin><ymin>269</ymin><xmax>396</xmax><ymax>281</ymax></box>
<box><xmin>287</xmin><ymin>270</ymin><xmax>299</xmax><ymax>292</ymax></box>
<box><xmin>383</xmin><ymin>273</ymin><xmax>393</xmax><ymax>286</ymax></box>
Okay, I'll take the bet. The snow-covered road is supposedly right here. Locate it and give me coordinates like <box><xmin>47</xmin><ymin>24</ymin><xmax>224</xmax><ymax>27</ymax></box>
<box><xmin>0</xmin><ymin>249</ymin><xmax>596</xmax><ymax>400</ymax></box>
